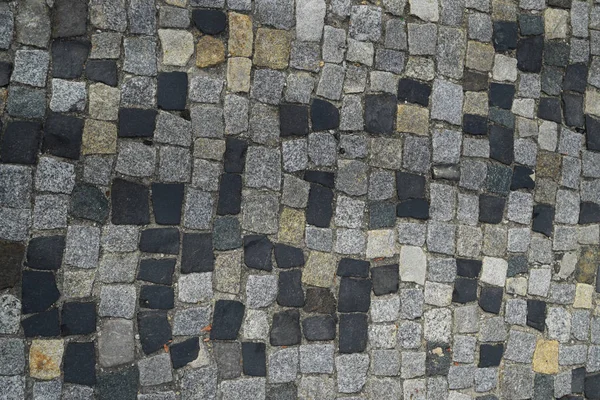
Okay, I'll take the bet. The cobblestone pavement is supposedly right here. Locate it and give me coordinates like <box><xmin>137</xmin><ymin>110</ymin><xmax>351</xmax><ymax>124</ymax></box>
<box><xmin>2</xmin><ymin>0</ymin><xmax>600</xmax><ymax>398</ymax></box>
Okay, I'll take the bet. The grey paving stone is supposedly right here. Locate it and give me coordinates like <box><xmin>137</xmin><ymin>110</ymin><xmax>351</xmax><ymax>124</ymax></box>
<box><xmin>269</xmin><ymin>347</ymin><xmax>298</xmax><ymax>383</ymax></box>
<box><xmin>98</xmin><ymin>319</ymin><xmax>135</xmax><ymax>367</ymax></box>
<box><xmin>123</xmin><ymin>36</ymin><xmax>157</xmax><ymax>76</ymax></box>
<box><xmin>245</xmin><ymin>147</ymin><xmax>282</xmax><ymax>190</ymax></box>
<box><xmin>453</xmin><ymin>335</ymin><xmax>476</xmax><ymax>363</ymax></box>
<box><xmin>0</xmin><ymin>376</ymin><xmax>25</xmax><ymax>400</ymax></box>
<box><xmin>32</xmin><ymin>380</ymin><xmax>62</xmax><ymax>400</ymax></box>
<box><xmin>403</xmin><ymin>136</ymin><xmax>431</xmax><ymax>173</ymax></box>
<box><xmin>178</xmin><ymin>273</ymin><xmax>213</xmax><ymax>303</ymax></box>
<box><xmin>11</xmin><ymin>50</ymin><xmax>49</xmax><ymax>87</ymax></box>
<box><xmin>323</xmin><ymin>26</ymin><xmax>346</xmax><ymax>62</ymax></box>
<box><xmin>0</xmin><ymin>338</ymin><xmax>25</xmax><ymax>375</ymax></box>
<box><xmin>349</xmin><ymin>5</ymin><xmax>382</xmax><ymax>42</ymax></box>
<box><xmin>155</xmin><ymin>111</ymin><xmax>192</xmax><ymax>147</ymax></box>
<box><xmin>115</xmin><ymin>141</ymin><xmax>156</xmax><ymax>177</ymax></box>
<box><xmin>99</xmin><ymin>285</ymin><xmax>137</xmax><ymax>318</ymax></box>
<box><xmin>337</xmin><ymin>160</ymin><xmax>368</xmax><ymax>196</ymax></box>
<box><xmin>285</xmin><ymin>72</ymin><xmax>314</xmax><ymax>104</ymax></box>
<box><xmin>384</xmin><ymin>19</ymin><xmax>407</xmax><ymax>50</ymax></box>
<box><xmin>437</xmin><ymin>26</ymin><xmax>466</xmax><ymax>79</ymax></box>
<box><xmin>251</xmin><ymin>69</ymin><xmax>286</xmax><ymax>105</ymax></box>
<box><xmin>191</xmin><ymin>105</ymin><xmax>224</xmax><ymax>138</ymax></box>
<box><xmin>336</xmin><ymin>353</ymin><xmax>369</xmax><ymax>393</ymax></box>
<box><xmin>242</xmin><ymin>190</ymin><xmax>279</xmax><ymax>234</ymax></box>
<box><xmin>299</xmin><ymin>344</ymin><xmax>334</xmax><ymax>374</ymax></box>
<box><xmin>224</xmin><ymin>95</ymin><xmax>249</xmax><ymax>135</ymax></box>
<box><xmin>255</xmin><ymin>0</ymin><xmax>294</xmax><ymax>29</ymax></box>
<box><xmin>172</xmin><ymin>306</ymin><xmax>211</xmax><ymax>336</ymax></box>
<box><xmin>340</xmin><ymin>95</ymin><xmax>364</xmax><ymax>131</ymax></box>
<box><xmin>408</xmin><ymin>23</ymin><xmax>437</xmax><ymax>55</ymax></box>
<box><xmin>98</xmin><ymin>252</ymin><xmax>138</xmax><ymax>283</ymax></box>
<box><xmin>121</xmin><ymin>76</ymin><xmax>156</xmax><ymax>107</ymax></box>
<box><xmin>249</xmin><ymin>103</ymin><xmax>279</xmax><ymax>145</ymax></box>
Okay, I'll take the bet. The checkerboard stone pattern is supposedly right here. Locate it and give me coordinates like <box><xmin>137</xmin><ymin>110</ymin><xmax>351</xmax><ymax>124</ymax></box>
<box><xmin>1</xmin><ymin>0</ymin><xmax>600</xmax><ymax>398</ymax></box>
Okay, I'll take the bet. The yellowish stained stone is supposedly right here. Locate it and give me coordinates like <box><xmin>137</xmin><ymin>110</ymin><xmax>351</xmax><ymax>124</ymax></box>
<box><xmin>533</xmin><ymin>339</ymin><xmax>559</xmax><ymax>374</ymax></box>
<box><xmin>466</xmin><ymin>41</ymin><xmax>495</xmax><ymax>72</ymax></box>
<box><xmin>89</xmin><ymin>83</ymin><xmax>119</xmax><ymax>121</ymax></box>
<box><xmin>397</xmin><ymin>104</ymin><xmax>429</xmax><ymax>135</ymax></box>
<box><xmin>366</xmin><ymin>229</ymin><xmax>396</xmax><ymax>259</ymax></box>
<box><xmin>463</xmin><ymin>91</ymin><xmax>489</xmax><ymax>116</ymax></box>
<box><xmin>193</xmin><ymin>138</ymin><xmax>226</xmax><ymax>160</ymax></box>
<box><xmin>278</xmin><ymin>207</ymin><xmax>305</xmax><ymax>245</ymax></box>
<box><xmin>302</xmin><ymin>251</ymin><xmax>336</xmax><ymax>288</ymax></box>
<box><xmin>196</xmin><ymin>36</ymin><xmax>225</xmax><ymax>68</ymax></box>
<box><xmin>228</xmin><ymin>12</ymin><xmax>253</xmax><ymax>57</ymax></box>
<box><xmin>253</xmin><ymin>28</ymin><xmax>291</xmax><ymax>70</ymax></box>
<box><xmin>585</xmin><ymin>88</ymin><xmax>600</xmax><ymax>117</ymax></box>
<box><xmin>82</xmin><ymin>119</ymin><xmax>117</xmax><ymax>155</ymax></box>
<box><xmin>227</xmin><ymin>57</ymin><xmax>252</xmax><ymax>93</ymax></box>
<box><xmin>214</xmin><ymin>250</ymin><xmax>242</xmax><ymax>294</ymax></box>
<box><xmin>29</xmin><ymin>339</ymin><xmax>64</xmax><ymax>380</ymax></box>
<box><xmin>573</xmin><ymin>283</ymin><xmax>594</xmax><ymax>309</ymax></box>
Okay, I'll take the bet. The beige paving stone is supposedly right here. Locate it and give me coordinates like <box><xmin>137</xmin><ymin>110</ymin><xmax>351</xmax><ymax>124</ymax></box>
<box><xmin>544</xmin><ymin>8</ymin><xmax>569</xmax><ymax>39</ymax></box>
<box><xmin>227</xmin><ymin>57</ymin><xmax>252</xmax><ymax>93</ymax></box>
<box><xmin>229</xmin><ymin>12</ymin><xmax>253</xmax><ymax>57</ymax></box>
<box><xmin>253</xmin><ymin>28</ymin><xmax>291</xmax><ymax>70</ymax></box>
<box><xmin>82</xmin><ymin>119</ymin><xmax>117</xmax><ymax>155</ymax></box>
<box><xmin>29</xmin><ymin>339</ymin><xmax>63</xmax><ymax>380</ymax></box>
<box><xmin>463</xmin><ymin>92</ymin><xmax>489</xmax><ymax>116</ymax></box>
<box><xmin>214</xmin><ymin>250</ymin><xmax>242</xmax><ymax>294</ymax></box>
<box><xmin>278</xmin><ymin>207</ymin><xmax>305</xmax><ymax>245</ymax></box>
<box><xmin>303</xmin><ymin>251</ymin><xmax>336</xmax><ymax>288</ymax></box>
<box><xmin>532</xmin><ymin>340</ymin><xmax>559</xmax><ymax>374</ymax></box>
<box><xmin>466</xmin><ymin>41</ymin><xmax>495</xmax><ymax>72</ymax></box>
<box><xmin>193</xmin><ymin>138</ymin><xmax>226</xmax><ymax>160</ymax></box>
<box><xmin>397</xmin><ymin>104</ymin><xmax>429</xmax><ymax>135</ymax></box>
<box><xmin>573</xmin><ymin>283</ymin><xmax>594</xmax><ymax>309</ymax></box>
<box><xmin>196</xmin><ymin>36</ymin><xmax>225</xmax><ymax>68</ymax></box>
<box><xmin>89</xmin><ymin>83</ymin><xmax>119</xmax><ymax>121</ymax></box>
<box><xmin>585</xmin><ymin>88</ymin><xmax>600</xmax><ymax>117</ymax></box>
<box><xmin>366</xmin><ymin>229</ymin><xmax>396</xmax><ymax>259</ymax></box>
<box><xmin>158</xmin><ymin>29</ymin><xmax>194</xmax><ymax>66</ymax></box>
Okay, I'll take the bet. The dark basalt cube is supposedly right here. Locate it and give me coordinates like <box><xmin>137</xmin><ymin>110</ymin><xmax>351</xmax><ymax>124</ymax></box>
<box><xmin>0</xmin><ymin>61</ymin><xmax>12</xmax><ymax>87</ymax></box>
<box><xmin>518</xmin><ymin>14</ymin><xmax>544</xmax><ymax>36</ymax></box>
<box><xmin>532</xmin><ymin>204</ymin><xmax>555</xmax><ymax>237</ymax></box>
<box><xmin>217</xmin><ymin>173</ymin><xmax>242</xmax><ymax>215</ymax></box>
<box><xmin>586</xmin><ymin>115</ymin><xmax>600</xmax><ymax>152</ymax></box>
<box><xmin>538</xmin><ymin>97</ymin><xmax>562</xmax><ymax>123</ymax></box>
<box><xmin>244</xmin><ymin>235</ymin><xmax>273</xmax><ymax>271</ymax></box>
<box><xmin>544</xmin><ymin>40</ymin><xmax>570</xmax><ymax>67</ymax></box>
<box><xmin>479</xmin><ymin>344</ymin><xmax>504</xmax><ymax>367</ymax></box>
<box><xmin>51</xmin><ymin>39</ymin><xmax>90</xmax><ymax>79</ymax></box>
<box><xmin>511</xmin><ymin>165</ymin><xmax>535</xmax><ymax>190</ymax></box>
<box><xmin>138</xmin><ymin>258</ymin><xmax>175</xmax><ymax>285</ymax></box>
<box><xmin>396</xmin><ymin>171</ymin><xmax>426</xmax><ymax>199</ymax></box>
<box><xmin>563</xmin><ymin>93</ymin><xmax>584</xmax><ymax>128</ymax></box>
<box><xmin>277</xmin><ymin>270</ymin><xmax>305</xmax><ymax>307</ymax></box>
<box><xmin>139</xmin><ymin>228</ymin><xmax>180</xmax><ymax>254</ymax></box>
<box><xmin>192</xmin><ymin>9</ymin><xmax>226</xmax><ymax>35</ymax></box>
<box><xmin>151</xmin><ymin>183</ymin><xmax>184</xmax><ymax>225</ymax></box>
<box><xmin>426</xmin><ymin>342</ymin><xmax>452</xmax><ymax>376</ymax></box>
<box><xmin>270</xmin><ymin>309</ymin><xmax>301</xmax><ymax>346</ymax></box>
<box><xmin>338</xmin><ymin>278</ymin><xmax>371</xmax><ymax>312</ymax></box>
<box><xmin>138</xmin><ymin>310</ymin><xmax>172</xmax><ymax>354</ymax></box>
<box><xmin>489</xmin><ymin>83</ymin><xmax>515</xmax><ymax>110</ymax></box>
<box><xmin>564</xmin><ymin>64</ymin><xmax>588</xmax><ymax>93</ymax></box>
<box><xmin>572</xmin><ymin>367</ymin><xmax>586</xmax><ymax>393</ymax></box>
<box><xmin>139</xmin><ymin>285</ymin><xmax>174</xmax><ymax>309</ymax></box>
<box><xmin>280</xmin><ymin>104</ymin><xmax>309</xmax><ymax>136</ymax></box>
<box><xmin>489</xmin><ymin>107</ymin><xmax>515</xmax><ymax>129</ymax></box>
<box><xmin>274</xmin><ymin>244</ymin><xmax>305</xmax><ymax>269</ymax></box>
<box><xmin>507</xmin><ymin>255</ymin><xmax>528</xmax><ymax>277</ymax></box>
<box><xmin>224</xmin><ymin>137</ymin><xmax>248</xmax><ymax>173</ymax></box>
<box><xmin>43</xmin><ymin>113</ymin><xmax>84</xmax><ymax>160</ymax></box>
<box><xmin>485</xmin><ymin>163</ymin><xmax>513</xmax><ymax>196</ymax></box>
<box><xmin>214</xmin><ymin>342</ymin><xmax>241</xmax><ymax>380</ymax></box>
<box><xmin>170</xmin><ymin>338</ymin><xmax>200</xmax><ymax>369</ymax></box>
<box><xmin>243</xmin><ymin>342</ymin><xmax>267</xmax><ymax>377</ymax></box>
<box><xmin>584</xmin><ymin>373</ymin><xmax>600</xmax><ymax>398</ymax></box>
<box><xmin>457</xmin><ymin>259</ymin><xmax>482</xmax><ymax>278</ymax></box>
<box><xmin>157</xmin><ymin>72</ymin><xmax>188</xmax><ymax>111</ymax></box>
<box><xmin>69</xmin><ymin>183</ymin><xmax>109</xmax><ymax>223</ymax></box>
<box><xmin>85</xmin><ymin>59</ymin><xmax>118</xmax><ymax>86</ymax></box>
<box><xmin>118</xmin><ymin>108</ymin><xmax>157</xmax><ymax>138</ymax></box>
<box><xmin>579</xmin><ymin>202</ymin><xmax>600</xmax><ymax>224</ymax></box>
<box><xmin>111</xmin><ymin>178</ymin><xmax>150</xmax><ymax>225</ymax></box>
<box><xmin>527</xmin><ymin>299</ymin><xmax>547</xmax><ymax>332</ymax></box>
<box><xmin>337</xmin><ymin>258</ymin><xmax>370</xmax><ymax>278</ymax></box>
<box><xmin>302</xmin><ymin>315</ymin><xmax>336</xmax><ymax>341</ymax></box>
<box><xmin>306</xmin><ymin>183</ymin><xmax>333</xmax><ymax>227</ymax></box>
<box><xmin>0</xmin><ymin>241</ymin><xmax>24</xmax><ymax>290</ymax></box>
<box><xmin>304</xmin><ymin>170</ymin><xmax>335</xmax><ymax>188</ymax></box>
<box><xmin>97</xmin><ymin>366</ymin><xmax>138</xmax><ymax>400</ymax></box>
<box><xmin>397</xmin><ymin>78</ymin><xmax>431</xmax><ymax>106</ymax></box>
<box><xmin>463</xmin><ymin>69</ymin><xmax>488</xmax><ymax>91</ymax></box>
<box><xmin>452</xmin><ymin>278</ymin><xmax>478</xmax><ymax>303</ymax></box>
<box><xmin>396</xmin><ymin>199</ymin><xmax>430</xmax><ymax>220</ymax></box>
<box><xmin>61</xmin><ymin>302</ymin><xmax>96</xmax><ymax>335</ymax></box>
<box><xmin>22</xmin><ymin>309</ymin><xmax>60</xmax><ymax>337</ymax></box>
<box><xmin>479</xmin><ymin>286</ymin><xmax>504</xmax><ymax>314</ymax></box>
<box><xmin>489</xmin><ymin>125</ymin><xmax>514</xmax><ymax>165</ymax></box>
<box><xmin>181</xmin><ymin>233</ymin><xmax>214</xmax><ymax>273</ymax></box>
<box><xmin>52</xmin><ymin>0</ymin><xmax>88</xmax><ymax>38</ymax></box>
<box><xmin>0</xmin><ymin>121</ymin><xmax>42</xmax><ymax>164</ymax></box>
<box><xmin>22</xmin><ymin>270</ymin><xmax>60</xmax><ymax>314</ymax></box>
<box><xmin>310</xmin><ymin>98</ymin><xmax>340</xmax><ymax>131</ymax></box>
<box><xmin>517</xmin><ymin>36</ymin><xmax>543</xmax><ymax>73</ymax></box>
<box><xmin>339</xmin><ymin>313</ymin><xmax>368</xmax><ymax>353</ymax></box>
<box><xmin>479</xmin><ymin>194</ymin><xmax>506</xmax><ymax>224</ymax></box>
<box><xmin>63</xmin><ymin>342</ymin><xmax>96</xmax><ymax>385</ymax></box>
<box><xmin>463</xmin><ymin>114</ymin><xmax>488</xmax><ymax>135</ymax></box>
<box><xmin>371</xmin><ymin>264</ymin><xmax>399</xmax><ymax>296</ymax></box>
<box><xmin>492</xmin><ymin>21</ymin><xmax>518</xmax><ymax>52</ymax></box>
<box><xmin>26</xmin><ymin>236</ymin><xmax>65</xmax><ymax>270</ymax></box>
<box><xmin>211</xmin><ymin>300</ymin><xmax>245</xmax><ymax>340</ymax></box>
<box><xmin>214</xmin><ymin>217</ymin><xmax>240</xmax><ymax>252</ymax></box>
<box><xmin>369</xmin><ymin>201</ymin><xmax>397</xmax><ymax>229</ymax></box>
<box><xmin>304</xmin><ymin>288</ymin><xmax>336</xmax><ymax>314</ymax></box>
<box><xmin>365</xmin><ymin>94</ymin><xmax>396</xmax><ymax>134</ymax></box>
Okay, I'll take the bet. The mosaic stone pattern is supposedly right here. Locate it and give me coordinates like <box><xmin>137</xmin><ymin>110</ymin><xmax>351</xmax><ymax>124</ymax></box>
<box><xmin>1</xmin><ymin>0</ymin><xmax>600</xmax><ymax>398</ymax></box>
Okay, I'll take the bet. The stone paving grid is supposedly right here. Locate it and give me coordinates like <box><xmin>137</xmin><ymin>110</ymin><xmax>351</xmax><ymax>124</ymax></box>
<box><xmin>1</xmin><ymin>0</ymin><xmax>600</xmax><ymax>399</ymax></box>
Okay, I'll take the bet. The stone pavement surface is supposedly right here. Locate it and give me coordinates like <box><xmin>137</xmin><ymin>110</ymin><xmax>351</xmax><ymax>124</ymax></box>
<box><xmin>1</xmin><ymin>0</ymin><xmax>600</xmax><ymax>398</ymax></box>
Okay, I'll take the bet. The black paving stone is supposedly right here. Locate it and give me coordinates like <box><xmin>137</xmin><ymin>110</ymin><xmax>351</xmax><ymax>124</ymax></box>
<box><xmin>111</xmin><ymin>179</ymin><xmax>150</xmax><ymax>225</ymax></box>
<box><xmin>274</xmin><ymin>244</ymin><xmax>305</xmax><ymax>269</ymax></box>
<box><xmin>306</xmin><ymin>183</ymin><xmax>333</xmax><ymax>227</ymax></box>
<box><xmin>527</xmin><ymin>299</ymin><xmax>547</xmax><ymax>332</ymax></box>
<box><xmin>211</xmin><ymin>300</ymin><xmax>245</xmax><ymax>340</ymax></box>
<box><xmin>70</xmin><ymin>183</ymin><xmax>109</xmax><ymax>223</ymax></box>
<box><xmin>563</xmin><ymin>93</ymin><xmax>584</xmax><ymax>127</ymax></box>
<box><xmin>22</xmin><ymin>270</ymin><xmax>60</xmax><ymax>314</ymax></box>
<box><xmin>508</xmin><ymin>255</ymin><xmax>529</xmax><ymax>277</ymax></box>
<box><xmin>479</xmin><ymin>344</ymin><xmax>504</xmax><ymax>367</ymax></box>
<box><xmin>371</xmin><ymin>264</ymin><xmax>399</xmax><ymax>296</ymax></box>
<box><xmin>538</xmin><ymin>97</ymin><xmax>562</xmax><ymax>123</ymax></box>
<box><xmin>489</xmin><ymin>107</ymin><xmax>515</xmax><ymax>129</ymax></box>
<box><xmin>63</xmin><ymin>342</ymin><xmax>96</xmax><ymax>385</ymax></box>
<box><xmin>217</xmin><ymin>173</ymin><xmax>242</xmax><ymax>215</ymax></box>
<box><xmin>489</xmin><ymin>125</ymin><xmax>514</xmax><ymax>165</ymax></box>
<box><xmin>303</xmin><ymin>288</ymin><xmax>336</xmax><ymax>314</ymax></box>
<box><xmin>339</xmin><ymin>313</ymin><xmax>368</xmax><ymax>353</ymax></box>
<box><xmin>51</xmin><ymin>39</ymin><xmax>90</xmax><ymax>79</ymax></box>
<box><xmin>463</xmin><ymin>69</ymin><xmax>488</xmax><ymax>91</ymax></box>
<box><xmin>181</xmin><ymin>233</ymin><xmax>214</xmax><ymax>273</ymax></box>
<box><xmin>138</xmin><ymin>259</ymin><xmax>175</xmax><ymax>285</ymax></box>
<box><xmin>542</xmin><ymin>66</ymin><xmax>564</xmax><ymax>96</ymax></box>
<box><xmin>479</xmin><ymin>286</ymin><xmax>504</xmax><ymax>314</ymax></box>
<box><xmin>85</xmin><ymin>59</ymin><xmax>118</xmax><ymax>86</ymax></box>
<box><xmin>534</xmin><ymin>373</ymin><xmax>554</xmax><ymax>400</ymax></box>
<box><xmin>277</xmin><ymin>270</ymin><xmax>305</xmax><ymax>307</ymax></box>
<box><xmin>242</xmin><ymin>342</ymin><xmax>267</xmax><ymax>377</ymax></box>
<box><xmin>43</xmin><ymin>114</ymin><xmax>84</xmax><ymax>160</ymax></box>
<box><xmin>338</xmin><ymin>278</ymin><xmax>371</xmax><ymax>312</ymax></box>
<box><xmin>0</xmin><ymin>61</ymin><xmax>12</xmax><ymax>86</ymax></box>
<box><xmin>170</xmin><ymin>338</ymin><xmax>200</xmax><ymax>369</ymax></box>
<box><xmin>564</xmin><ymin>64</ymin><xmax>588</xmax><ymax>93</ymax></box>
<box><xmin>224</xmin><ymin>137</ymin><xmax>248</xmax><ymax>173</ymax></box>
<box><xmin>302</xmin><ymin>315</ymin><xmax>336</xmax><ymax>341</ymax></box>
<box><xmin>303</xmin><ymin>170</ymin><xmax>335</xmax><ymax>188</ymax></box>
<box><xmin>517</xmin><ymin>35</ymin><xmax>543</xmax><ymax>72</ymax></box>
<box><xmin>26</xmin><ymin>236</ymin><xmax>65</xmax><ymax>271</ymax></box>
<box><xmin>139</xmin><ymin>228</ymin><xmax>180</xmax><ymax>254</ymax></box>
<box><xmin>511</xmin><ymin>165</ymin><xmax>536</xmax><ymax>190</ymax></box>
<box><xmin>310</xmin><ymin>98</ymin><xmax>340</xmax><ymax>131</ymax></box>
<box><xmin>1</xmin><ymin>121</ymin><xmax>42</xmax><ymax>164</ymax></box>
<box><xmin>532</xmin><ymin>204</ymin><xmax>555</xmax><ymax>237</ymax></box>
<box><xmin>22</xmin><ymin>309</ymin><xmax>60</xmax><ymax>337</ymax></box>
<box><xmin>337</xmin><ymin>258</ymin><xmax>370</xmax><ymax>278</ymax></box>
<box><xmin>518</xmin><ymin>14</ymin><xmax>544</xmax><ymax>36</ymax></box>
<box><xmin>139</xmin><ymin>285</ymin><xmax>174</xmax><ymax>310</ymax></box>
<box><xmin>397</xmin><ymin>78</ymin><xmax>431</xmax><ymax>106</ymax></box>
<box><xmin>214</xmin><ymin>342</ymin><xmax>241</xmax><ymax>380</ymax></box>
<box><xmin>580</xmin><ymin>202</ymin><xmax>600</xmax><ymax>224</ymax></box>
<box><xmin>452</xmin><ymin>278</ymin><xmax>478</xmax><ymax>303</ymax></box>
<box><xmin>489</xmin><ymin>83</ymin><xmax>515</xmax><ymax>110</ymax></box>
<box><xmin>97</xmin><ymin>366</ymin><xmax>138</xmax><ymax>400</ymax></box>
<box><xmin>52</xmin><ymin>0</ymin><xmax>87</xmax><ymax>38</ymax></box>
<box><xmin>118</xmin><ymin>108</ymin><xmax>157</xmax><ymax>138</ymax></box>
<box><xmin>479</xmin><ymin>194</ymin><xmax>506</xmax><ymax>224</ymax></box>
<box><xmin>280</xmin><ymin>104</ymin><xmax>309</xmax><ymax>136</ymax></box>
<box><xmin>192</xmin><ymin>9</ymin><xmax>226</xmax><ymax>35</ymax></box>
<box><xmin>457</xmin><ymin>259</ymin><xmax>482</xmax><ymax>278</ymax></box>
<box><xmin>214</xmin><ymin>217</ymin><xmax>241</xmax><ymax>251</ymax></box>
<box><xmin>486</xmin><ymin>164</ymin><xmax>513</xmax><ymax>196</ymax></box>
<box><xmin>396</xmin><ymin>199</ymin><xmax>430</xmax><ymax>220</ymax></box>
<box><xmin>61</xmin><ymin>302</ymin><xmax>96</xmax><ymax>336</ymax></box>
<box><xmin>396</xmin><ymin>171</ymin><xmax>426</xmax><ymax>199</ymax></box>
<box><xmin>545</xmin><ymin>41</ymin><xmax>570</xmax><ymax>67</ymax></box>
<box><xmin>0</xmin><ymin>241</ymin><xmax>24</xmax><ymax>290</ymax></box>
<box><xmin>585</xmin><ymin>373</ymin><xmax>600</xmax><ymax>399</ymax></box>
<box><xmin>586</xmin><ymin>115</ymin><xmax>600</xmax><ymax>151</ymax></box>
<box><xmin>463</xmin><ymin>114</ymin><xmax>488</xmax><ymax>135</ymax></box>
<box><xmin>493</xmin><ymin>21</ymin><xmax>518</xmax><ymax>52</ymax></box>
<box><xmin>138</xmin><ymin>310</ymin><xmax>172</xmax><ymax>355</ymax></box>
<box><xmin>270</xmin><ymin>309</ymin><xmax>302</xmax><ymax>346</ymax></box>
<box><xmin>158</xmin><ymin>71</ymin><xmax>188</xmax><ymax>111</ymax></box>
<box><xmin>426</xmin><ymin>343</ymin><xmax>452</xmax><ymax>376</ymax></box>
<box><xmin>369</xmin><ymin>201</ymin><xmax>397</xmax><ymax>229</ymax></box>
<box><xmin>151</xmin><ymin>183</ymin><xmax>184</xmax><ymax>225</ymax></box>
<box><xmin>548</xmin><ymin>0</ymin><xmax>571</xmax><ymax>6</ymax></box>
<box><xmin>572</xmin><ymin>367</ymin><xmax>586</xmax><ymax>393</ymax></box>
<box><xmin>364</xmin><ymin>94</ymin><xmax>396</xmax><ymax>134</ymax></box>
<box><xmin>244</xmin><ymin>235</ymin><xmax>273</xmax><ymax>271</ymax></box>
